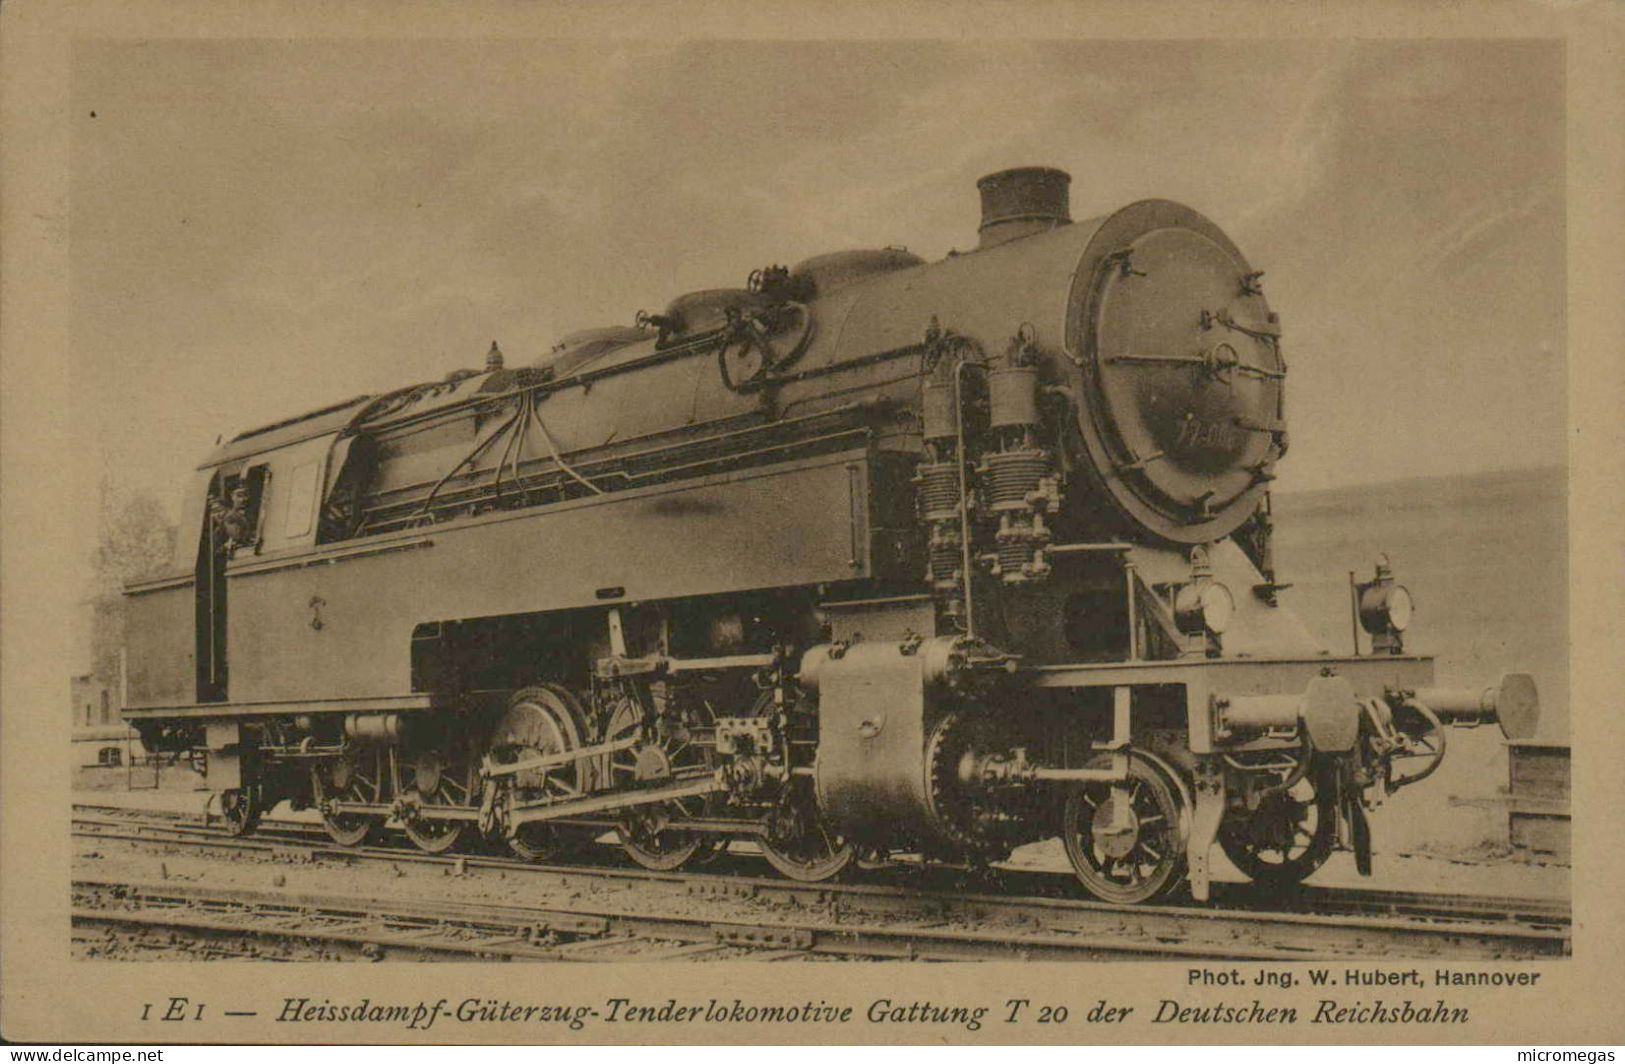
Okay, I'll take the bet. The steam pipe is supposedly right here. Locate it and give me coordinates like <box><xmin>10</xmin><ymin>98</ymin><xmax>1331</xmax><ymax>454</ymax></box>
<box><xmin>416</xmin><ymin>403</ymin><xmax>524</xmax><ymax>515</ymax></box>
<box><xmin>955</xmin><ymin>358</ymin><xmax>977</xmax><ymax>639</ymax></box>
<box><xmin>528</xmin><ymin>396</ymin><xmax>606</xmax><ymax>496</ymax></box>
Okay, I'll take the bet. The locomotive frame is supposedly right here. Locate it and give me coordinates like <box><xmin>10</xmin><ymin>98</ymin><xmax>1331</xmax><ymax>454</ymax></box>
<box><xmin>120</xmin><ymin>166</ymin><xmax>1539</xmax><ymax>904</ymax></box>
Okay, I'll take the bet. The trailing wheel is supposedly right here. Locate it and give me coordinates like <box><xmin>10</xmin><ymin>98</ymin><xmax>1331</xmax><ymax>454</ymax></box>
<box><xmin>312</xmin><ymin>750</ymin><xmax>384</xmax><ymax>847</ymax></box>
<box><xmin>758</xmin><ymin>776</ymin><xmax>853</xmax><ymax>883</ymax></box>
<box><xmin>219</xmin><ymin>786</ymin><xmax>261</xmax><ymax>837</ymax></box>
<box><xmin>490</xmin><ymin>685</ymin><xmax>592</xmax><ymax>862</ymax></box>
<box><xmin>1061</xmin><ymin>752</ymin><xmax>1188</xmax><ymax>904</ymax></box>
<box><xmin>1219</xmin><ymin>762</ymin><xmax>1336</xmax><ymax>888</ymax></box>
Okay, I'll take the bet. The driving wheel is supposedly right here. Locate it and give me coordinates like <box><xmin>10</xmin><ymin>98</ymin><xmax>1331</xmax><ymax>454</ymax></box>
<box><xmin>606</xmin><ymin>682</ymin><xmax>716</xmax><ymax>871</ymax></box>
<box><xmin>312</xmin><ymin>751</ymin><xmax>382</xmax><ymax>846</ymax></box>
<box><xmin>491</xmin><ymin>685</ymin><xmax>593</xmax><ymax>861</ymax></box>
<box><xmin>758</xmin><ymin>775</ymin><xmax>853</xmax><ymax>882</ymax></box>
<box><xmin>401</xmin><ymin>741</ymin><xmax>477</xmax><ymax>854</ymax></box>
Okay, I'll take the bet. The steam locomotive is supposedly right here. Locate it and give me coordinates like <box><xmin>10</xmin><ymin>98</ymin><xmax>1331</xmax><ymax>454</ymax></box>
<box><xmin>121</xmin><ymin>166</ymin><xmax>1538</xmax><ymax>902</ymax></box>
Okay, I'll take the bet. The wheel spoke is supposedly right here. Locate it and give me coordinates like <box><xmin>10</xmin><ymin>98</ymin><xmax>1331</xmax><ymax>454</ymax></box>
<box><xmin>758</xmin><ymin>775</ymin><xmax>852</xmax><ymax>882</ymax></box>
<box><xmin>1220</xmin><ymin>767</ymin><xmax>1337</xmax><ymax>888</ymax></box>
<box><xmin>1063</xmin><ymin>759</ymin><xmax>1186</xmax><ymax>904</ymax></box>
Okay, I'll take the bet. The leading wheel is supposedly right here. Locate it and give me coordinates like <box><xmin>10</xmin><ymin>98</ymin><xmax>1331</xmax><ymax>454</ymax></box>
<box><xmin>1061</xmin><ymin>753</ymin><xmax>1188</xmax><ymax>904</ymax></box>
<box><xmin>1350</xmin><ymin>795</ymin><xmax>1372</xmax><ymax>876</ymax></box>
<box><xmin>758</xmin><ymin>776</ymin><xmax>853</xmax><ymax>883</ymax></box>
<box><xmin>1219</xmin><ymin>763</ymin><xmax>1336</xmax><ymax>888</ymax></box>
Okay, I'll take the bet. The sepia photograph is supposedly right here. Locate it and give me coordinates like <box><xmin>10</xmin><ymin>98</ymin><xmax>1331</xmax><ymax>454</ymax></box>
<box><xmin>4</xmin><ymin>0</ymin><xmax>1623</xmax><ymax>1049</ymax></box>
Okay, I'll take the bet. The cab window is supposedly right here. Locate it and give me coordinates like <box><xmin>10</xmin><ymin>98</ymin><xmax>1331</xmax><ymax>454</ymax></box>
<box><xmin>282</xmin><ymin>460</ymin><xmax>321</xmax><ymax>538</ymax></box>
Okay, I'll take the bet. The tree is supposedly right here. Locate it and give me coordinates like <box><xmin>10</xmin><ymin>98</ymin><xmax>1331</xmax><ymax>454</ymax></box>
<box><xmin>87</xmin><ymin>476</ymin><xmax>179</xmax><ymax>686</ymax></box>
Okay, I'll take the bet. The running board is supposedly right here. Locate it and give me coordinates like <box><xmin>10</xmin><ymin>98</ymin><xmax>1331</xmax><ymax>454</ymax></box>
<box><xmin>124</xmin><ymin>693</ymin><xmax>435</xmax><ymax>721</ymax></box>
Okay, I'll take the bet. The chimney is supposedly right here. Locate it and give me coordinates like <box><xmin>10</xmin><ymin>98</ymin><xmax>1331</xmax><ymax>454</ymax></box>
<box><xmin>976</xmin><ymin>167</ymin><xmax>1072</xmax><ymax>250</ymax></box>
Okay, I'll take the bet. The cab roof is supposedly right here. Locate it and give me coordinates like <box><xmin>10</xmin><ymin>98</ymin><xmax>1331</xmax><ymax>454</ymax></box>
<box><xmin>196</xmin><ymin>395</ymin><xmax>373</xmax><ymax>471</ymax></box>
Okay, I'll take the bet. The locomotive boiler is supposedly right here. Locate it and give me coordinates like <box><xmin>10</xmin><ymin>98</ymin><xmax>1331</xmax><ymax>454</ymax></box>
<box><xmin>120</xmin><ymin>166</ymin><xmax>1539</xmax><ymax>901</ymax></box>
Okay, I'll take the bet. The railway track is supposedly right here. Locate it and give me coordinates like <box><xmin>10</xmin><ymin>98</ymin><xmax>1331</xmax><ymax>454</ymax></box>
<box><xmin>74</xmin><ymin>877</ymin><xmax>812</xmax><ymax>961</ymax></box>
<box><xmin>72</xmin><ymin>803</ymin><xmax>1570</xmax><ymax>961</ymax></box>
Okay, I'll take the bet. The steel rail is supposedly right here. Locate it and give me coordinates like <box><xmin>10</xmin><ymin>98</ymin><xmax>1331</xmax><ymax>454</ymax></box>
<box><xmin>74</xmin><ymin>874</ymin><xmax>1534</xmax><ymax>964</ymax></box>
<box><xmin>73</xmin><ymin>807</ymin><xmax>1569</xmax><ymax>960</ymax></box>
<box><xmin>70</xmin><ymin>805</ymin><xmax>1571</xmax><ymax>924</ymax></box>
<box><xmin>71</xmin><ymin>806</ymin><xmax>1570</xmax><ymax>926</ymax></box>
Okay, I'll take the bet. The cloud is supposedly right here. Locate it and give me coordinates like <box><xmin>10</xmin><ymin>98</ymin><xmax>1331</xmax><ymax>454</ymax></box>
<box><xmin>1415</xmin><ymin>186</ymin><xmax>1561</xmax><ymax>274</ymax></box>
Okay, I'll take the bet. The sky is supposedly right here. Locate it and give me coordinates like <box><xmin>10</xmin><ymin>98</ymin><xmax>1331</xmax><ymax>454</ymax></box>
<box><xmin>69</xmin><ymin>37</ymin><xmax>1565</xmax><ymax>564</ymax></box>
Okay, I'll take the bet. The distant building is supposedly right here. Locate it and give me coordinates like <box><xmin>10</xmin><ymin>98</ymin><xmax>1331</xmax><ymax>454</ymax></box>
<box><xmin>70</xmin><ymin>672</ymin><xmax>115</xmax><ymax>728</ymax></box>
<box><xmin>71</xmin><ymin>671</ymin><xmax>134</xmax><ymax>769</ymax></box>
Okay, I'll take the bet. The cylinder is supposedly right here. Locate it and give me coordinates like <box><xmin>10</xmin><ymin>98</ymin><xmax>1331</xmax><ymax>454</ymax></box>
<box><xmin>797</xmin><ymin>644</ymin><xmax>834</xmax><ymax>694</ymax></box>
<box><xmin>1414</xmin><ymin>672</ymin><xmax>1539</xmax><ymax>740</ymax></box>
